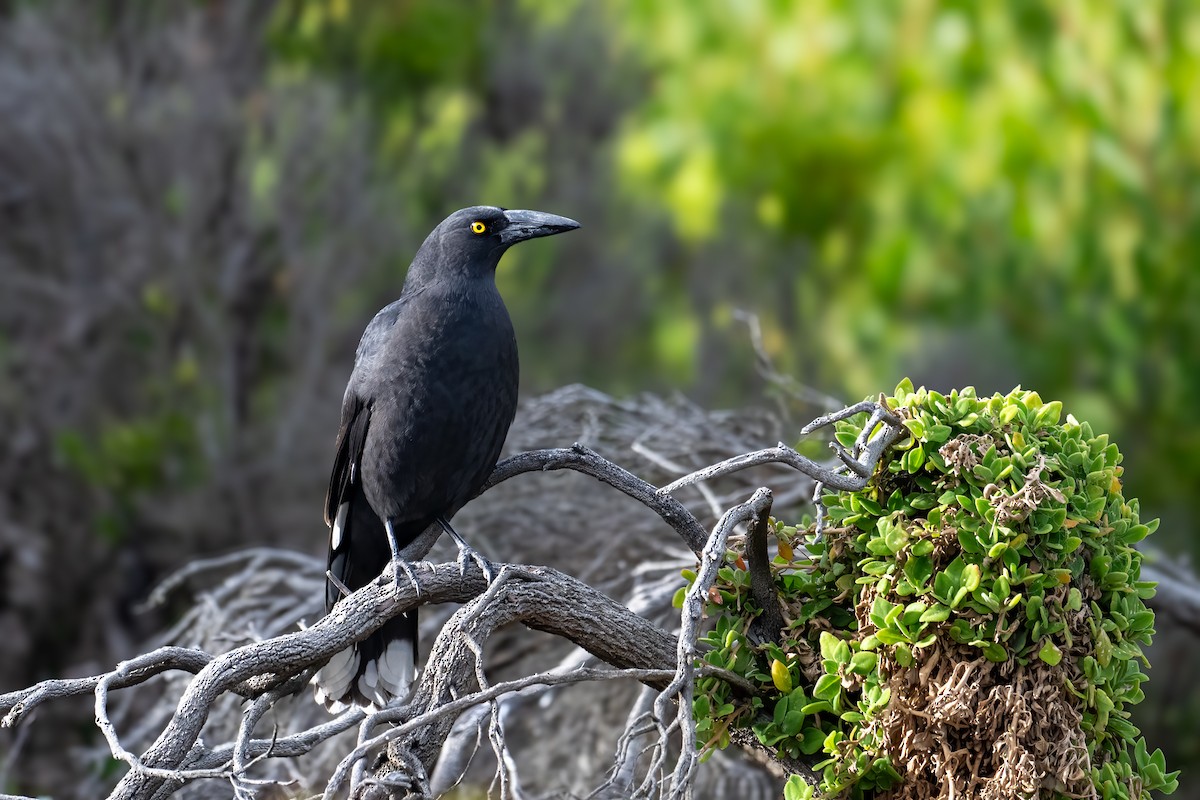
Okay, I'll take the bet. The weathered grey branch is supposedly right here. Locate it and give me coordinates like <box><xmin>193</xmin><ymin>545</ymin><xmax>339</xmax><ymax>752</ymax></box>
<box><xmin>328</xmin><ymin>667</ymin><xmax>677</xmax><ymax>799</ymax></box>
<box><xmin>650</xmin><ymin>488</ymin><xmax>778</xmax><ymax>800</ymax></box>
<box><xmin>352</xmin><ymin>564</ymin><xmax>680</xmax><ymax>797</ymax></box>
<box><xmin>136</xmin><ymin>548</ymin><xmax>321</xmax><ymax>613</ymax></box>
<box><xmin>1</xmin><ymin>647</ymin><xmax>212</xmax><ymax>728</ymax></box>
<box><xmin>731</xmin><ymin>309</ymin><xmax>846</xmax><ymax>414</ymax></box>
<box><xmin>107</xmin><ymin>559</ymin><xmax>680</xmax><ymax>799</ymax></box>
<box><xmin>487</xmin><ymin>400</ymin><xmax>904</xmax><ymax>559</ymax></box>
<box><xmin>2</xmin><ymin>400</ymin><xmax>921</xmax><ymax>800</ymax></box>
<box><xmin>809</xmin><ymin>398</ymin><xmax>907</xmax><ymax>535</ymax></box>
<box><xmin>660</xmin><ymin>402</ymin><xmax>905</xmax><ymax>496</ymax></box>
<box><xmin>487</xmin><ymin>443</ymin><xmax>712</xmax><ymax>554</ymax></box>
<box><xmin>173</xmin><ymin>709</ymin><xmax>365</xmax><ymax>773</ymax></box>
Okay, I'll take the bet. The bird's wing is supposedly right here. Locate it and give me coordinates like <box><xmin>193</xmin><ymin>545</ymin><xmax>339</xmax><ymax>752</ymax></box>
<box><xmin>323</xmin><ymin>295</ymin><xmax>411</xmax><ymax>527</ymax></box>
<box><xmin>352</xmin><ymin>292</ymin><xmax>419</xmax><ymax>363</ymax></box>
<box><xmin>324</xmin><ymin>391</ymin><xmax>371</xmax><ymax>530</ymax></box>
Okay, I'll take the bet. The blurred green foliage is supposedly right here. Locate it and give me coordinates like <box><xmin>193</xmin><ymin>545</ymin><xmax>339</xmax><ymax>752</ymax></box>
<box><xmin>263</xmin><ymin>3</ymin><xmax>1199</xmax><ymax>786</ymax></box>
<box><xmin>268</xmin><ymin>0</ymin><xmax>1198</xmax><ymax>550</ymax></box>
<box><xmin>3</xmin><ymin>0</ymin><xmax>1194</xmax><ymax>792</ymax></box>
<box><xmin>611</xmin><ymin>0</ymin><xmax>1198</xmax><ymax>400</ymax></box>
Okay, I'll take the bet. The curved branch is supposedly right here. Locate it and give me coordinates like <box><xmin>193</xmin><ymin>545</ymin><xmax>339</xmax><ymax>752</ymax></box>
<box><xmin>659</xmin><ymin>430</ymin><xmax>902</xmax><ymax>496</ymax></box>
<box><xmin>1</xmin><ymin>647</ymin><xmax>213</xmax><ymax>728</ymax></box>
<box><xmin>485</xmin><ymin>406</ymin><xmax>905</xmax><ymax>560</ymax></box>
<box><xmin>360</xmin><ymin>564</ymin><xmax>681</xmax><ymax>794</ymax></box>
<box><xmin>172</xmin><ymin>710</ymin><xmax>365</xmax><ymax>772</ymax></box>
<box><xmin>486</xmin><ymin>444</ymin><xmax>711</xmax><ymax>554</ymax></box>
<box><xmin>658</xmin><ymin>401</ymin><xmax>904</xmax><ymax>497</ymax></box>
<box><xmin>108</xmin><ymin>559</ymin><xmax>680</xmax><ymax>799</ymax></box>
<box><xmin>655</xmin><ymin>487</ymin><xmax>776</xmax><ymax>799</ymax></box>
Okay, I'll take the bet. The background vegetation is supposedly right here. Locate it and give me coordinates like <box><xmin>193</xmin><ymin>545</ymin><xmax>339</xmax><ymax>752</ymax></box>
<box><xmin>0</xmin><ymin>0</ymin><xmax>1195</xmax><ymax>795</ymax></box>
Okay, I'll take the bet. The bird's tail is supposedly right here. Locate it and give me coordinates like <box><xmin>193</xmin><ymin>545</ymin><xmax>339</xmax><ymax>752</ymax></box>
<box><xmin>312</xmin><ymin>610</ymin><xmax>417</xmax><ymax>712</ymax></box>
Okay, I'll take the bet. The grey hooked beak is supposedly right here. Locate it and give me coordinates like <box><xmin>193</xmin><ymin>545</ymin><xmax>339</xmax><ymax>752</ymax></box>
<box><xmin>499</xmin><ymin>209</ymin><xmax>581</xmax><ymax>245</ymax></box>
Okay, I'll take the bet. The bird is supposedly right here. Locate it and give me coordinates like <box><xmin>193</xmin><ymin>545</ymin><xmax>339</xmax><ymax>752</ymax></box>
<box><xmin>312</xmin><ymin>205</ymin><xmax>580</xmax><ymax>711</ymax></box>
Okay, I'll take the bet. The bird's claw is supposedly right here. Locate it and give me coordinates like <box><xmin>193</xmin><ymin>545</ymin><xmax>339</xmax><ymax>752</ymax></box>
<box><xmin>455</xmin><ymin>540</ymin><xmax>495</xmax><ymax>583</ymax></box>
<box><xmin>436</xmin><ymin>517</ymin><xmax>494</xmax><ymax>582</ymax></box>
<box><xmin>387</xmin><ymin>558</ymin><xmax>423</xmax><ymax>599</ymax></box>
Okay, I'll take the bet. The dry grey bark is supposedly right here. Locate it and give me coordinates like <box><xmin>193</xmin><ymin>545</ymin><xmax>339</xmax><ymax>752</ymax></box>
<box><xmin>2</xmin><ymin>387</ymin><xmax>1197</xmax><ymax>800</ymax></box>
<box><xmin>0</xmin><ymin>387</ymin><xmax>908</xmax><ymax>799</ymax></box>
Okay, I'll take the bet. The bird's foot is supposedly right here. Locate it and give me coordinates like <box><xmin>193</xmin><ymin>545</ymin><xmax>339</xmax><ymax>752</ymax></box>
<box><xmin>437</xmin><ymin>517</ymin><xmax>494</xmax><ymax>582</ymax></box>
<box><xmin>387</xmin><ymin>558</ymin><xmax>423</xmax><ymax>599</ymax></box>
<box><xmin>455</xmin><ymin>538</ymin><xmax>495</xmax><ymax>583</ymax></box>
<box><xmin>382</xmin><ymin>518</ymin><xmax>423</xmax><ymax>596</ymax></box>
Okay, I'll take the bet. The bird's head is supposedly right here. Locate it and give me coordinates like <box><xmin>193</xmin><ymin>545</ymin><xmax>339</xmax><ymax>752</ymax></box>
<box><xmin>408</xmin><ymin>206</ymin><xmax>580</xmax><ymax>286</ymax></box>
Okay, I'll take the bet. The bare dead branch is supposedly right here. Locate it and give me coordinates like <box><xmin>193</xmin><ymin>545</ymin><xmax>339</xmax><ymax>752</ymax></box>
<box><xmin>325</xmin><ymin>667</ymin><xmax>676</xmax><ymax>798</ymax></box>
<box><xmin>486</xmin><ymin>443</ymin><xmax>712</xmax><ymax>554</ymax></box>
<box><xmin>731</xmin><ymin>309</ymin><xmax>845</xmax><ymax>414</ymax></box>
<box><xmin>136</xmin><ymin>548</ymin><xmax>321</xmax><ymax>613</ymax></box>
<box><xmin>179</xmin><ymin>709</ymin><xmax>365</xmax><ymax>771</ymax></box>
<box><xmin>657</xmin><ymin>487</ymin><xmax>776</xmax><ymax>799</ymax></box>
<box><xmin>488</xmin><ymin>399</ymin><xmax>904</xmax><ymax>562</ymax></box>
<box><xmin>368</xmin><ymin>564</ymin><xmax>680</xmax><ymax>791</ymax></box>
<box><xmin>105</xmin><ymin>557</ymin><xmax>679</xmax><ymax>799</ymax></box>
<box><xmin>1</xmin><ymin>647</ymin><xmax>212</xmax><ymax>728</ymax></box>
<box><xmin>659</xmin><ymin>398</ymin><xmax>904</xmax><ymax>497</ymax></box>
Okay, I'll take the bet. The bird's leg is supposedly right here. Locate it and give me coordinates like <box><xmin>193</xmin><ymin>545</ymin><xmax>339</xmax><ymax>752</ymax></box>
<box><xmin>437</xmin><ymin>517</ymin><xmax>494</xmax><ymax>582</ymax></box>
<box><xmin>385</xmin><ymin>518</ymin><xmax>422</xmax><ymax>599</ymax></box>
<box><xmin>384</xmin><ymin>518</ymin><xmax>404</xmax><ymax>562</ymax></box>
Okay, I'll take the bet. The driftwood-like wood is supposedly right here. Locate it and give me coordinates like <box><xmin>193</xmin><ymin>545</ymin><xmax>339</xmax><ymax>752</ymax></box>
<box><xmin>4</xmin><ymin>396</ymin><xmax>1196</xmax><ymax>800</ymax></box>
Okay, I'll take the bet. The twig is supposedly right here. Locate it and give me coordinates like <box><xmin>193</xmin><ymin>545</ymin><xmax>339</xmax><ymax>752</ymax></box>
<box><xmin>806</xmin><ymin>398</ymin><xmax>906</xmax><ymax>536</ymax></box>
<box><xmin>646</xmin><ymin>488</ymin><xmax>778</xmax><ymax>800</ymax></box>
<box><xmin>229</xmin><ymin>675</ymin><xmax>312</xmax><ymax>794</ymax></box>
<box><xmin>183</xmin><ymin>709</ymin><xmax>364</xmax><ymax>771</ymax></box>
<box><xmin>486</xmin><ymin>443</ymin><xmax>711</xmax><ymax>554</ymax></box>
<box><xmin>322</xmin><ymin>667</ymin><xmax>675</xmax><ymax>798</ymax></box>
<box><xmin>1</xmin><ymin>647</ymin><xmax>212</xmax><ymax>728</ymax></box>
<box><xmin>732</xmin><ymin>310</ymin><xmax>845</xmax><ymax>414</ymax></box>
<box><xmin>95</xmin><ymin>660</ymin><xmax>231</xmax><ymax>786</ymax></box>
<box><xmin>136</xmin><ymin>548</ymin><xmax>319</xmax><ymax>612</ymax></box>
<box><xmin>658</xmin><ymin>422</ymin><xmax>902</xmax><ymax>496</ymax></box>
<box><xmin>632</xmin><ymin>439</ymin><xmax>724</xmax><ymax>519</ymax></box>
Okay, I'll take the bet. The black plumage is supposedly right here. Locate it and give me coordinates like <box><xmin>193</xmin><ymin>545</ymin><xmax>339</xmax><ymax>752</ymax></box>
<box><xmin>313</xmin><ymin>206</ymin><xmax>580</xmax><ymax>710</ymax></box>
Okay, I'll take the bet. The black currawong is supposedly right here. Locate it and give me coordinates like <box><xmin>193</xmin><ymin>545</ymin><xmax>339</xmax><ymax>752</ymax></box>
<box><xmin>313</xmin><ymin>206</ymin><xmax>580</xmax><ymax>711</ymax></box>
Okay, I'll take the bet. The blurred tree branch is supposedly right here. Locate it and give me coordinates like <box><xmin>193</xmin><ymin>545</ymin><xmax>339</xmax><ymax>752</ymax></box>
<box><xmin>1142</xmin><ymin>551</ymin><xmax>1200</xmax><ymax>637</ymax></box>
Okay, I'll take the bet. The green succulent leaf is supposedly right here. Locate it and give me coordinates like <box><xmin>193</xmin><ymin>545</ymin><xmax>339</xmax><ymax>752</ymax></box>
<box><xmin>687</xmin><ymin>383</ymin><xmax>1169</xmax><ymax>799</ymax></box>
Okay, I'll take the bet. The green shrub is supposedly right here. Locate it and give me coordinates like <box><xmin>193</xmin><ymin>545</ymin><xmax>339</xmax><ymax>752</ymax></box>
<box><xmin>690</xmin><ymin>380</ymin><xmax>1177</xmax><ymax>799</ymax></box>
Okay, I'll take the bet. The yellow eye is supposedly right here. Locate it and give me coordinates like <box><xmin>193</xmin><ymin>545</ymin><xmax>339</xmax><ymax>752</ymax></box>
<box><xmin>471</xmin><ymin>221</ymin><xmax>487</xmax><ymax>235</ymax></box>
